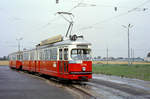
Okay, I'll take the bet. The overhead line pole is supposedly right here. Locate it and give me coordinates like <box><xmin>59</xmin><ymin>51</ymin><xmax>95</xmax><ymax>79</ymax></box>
<box><xmin>122</xmin><ymin>24</ymin><xmax>133</xmax><ymax>66</ymax></box>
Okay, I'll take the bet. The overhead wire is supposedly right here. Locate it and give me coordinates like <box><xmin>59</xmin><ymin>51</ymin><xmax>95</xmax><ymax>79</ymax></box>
<box><xmin>78</xmin><ymin>0</ymin><xmax>150</xmax><ymax>31</ymax></box>
<box><xmin>128</xmin><ymin>0</ymin><xmax>150</xmax><ymax>13</ymax></box>
<box><xmin>41</xmin><ymin>0</ymin><xmax>84</xmax><ymax>29</ymax></box>
<box><xmin>68</xmin><ymin>0</ymin><xmax>84</xmax><ymax>12</ymax></box>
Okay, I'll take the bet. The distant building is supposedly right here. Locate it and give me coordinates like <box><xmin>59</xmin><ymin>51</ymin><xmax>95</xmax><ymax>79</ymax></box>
<box><xmin>133</xmin><ymin>57</ymin><xmax>144</xmax><ymax>62</ymax></box>
<box><xmin>0</xmin><ymin>56</ymin><xmax>8</xmax><ymax>60</ymax></box>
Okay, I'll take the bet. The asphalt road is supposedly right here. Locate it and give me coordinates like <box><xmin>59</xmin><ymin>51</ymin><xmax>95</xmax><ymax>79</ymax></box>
<box><xmin>0</xmin><ymin>66</ymin><xmax>74</xmax><ymax>99</ymax></box>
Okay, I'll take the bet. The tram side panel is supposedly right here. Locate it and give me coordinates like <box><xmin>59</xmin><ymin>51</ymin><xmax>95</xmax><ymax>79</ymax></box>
<box><xmin>47</xmin><ymin>61</ymin><xmax>58</xmax><ymax>77</ymax></box>
<box><xmin>15</xmin><ymin>60</ymin><xmax>22</xmax><ymax>69</ymax></box>
<box><xmin>9</xmin><ymin>60</ymin><xmax>16</xmax><ymax>68</ymax></box>
<box><xmin>36</xmin><ymin>60</ymin><xmax>41</xmax><ymax>73</ymax></box>
<box><xmin>22</xmin><ymin>61</ymin><xmax>29</xmax><ymax>71</ymax></box>
<box><xmin>30</xmin><ymin>60</ymin><xmax>36</xmax><ymax>72</ymax></box>
<box><xmin>38</xmin><ymin>60</ymin><xmax>58</xmax><ymax>77</ymax></box>
<box><xmin>23</xmin><ymin>60</ymin><xmax>36</xmax><ymax>72</ymax></box>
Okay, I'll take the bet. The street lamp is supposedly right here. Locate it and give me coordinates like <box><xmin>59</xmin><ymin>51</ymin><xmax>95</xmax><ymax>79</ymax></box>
<box><xmin>16</xmin><ymin>37</ymin><xmax>23</xmax><ymax>52</ymax></box>
<box><xmin>122</xmin><ymin>24</ymin><xmax>133</xmax><ymax>66</ymax></box>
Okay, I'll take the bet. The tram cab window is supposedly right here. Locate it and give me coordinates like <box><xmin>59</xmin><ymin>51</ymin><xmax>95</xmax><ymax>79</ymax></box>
<box><xmin>64</xmin><ymin>48</ymin><xmax>68</xmax><ymax>60</ymax></box>
<box><xmin>71</xmin><ymin>49</ymin><xmax>91</xmax><ymax>60</ymax></box>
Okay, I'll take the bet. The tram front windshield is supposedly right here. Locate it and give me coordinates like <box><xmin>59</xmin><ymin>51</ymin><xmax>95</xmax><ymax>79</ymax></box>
<box><xmin>71</xmin><ymin>49</ymin><xmax>91</xmax><ymax>60</ymax></box>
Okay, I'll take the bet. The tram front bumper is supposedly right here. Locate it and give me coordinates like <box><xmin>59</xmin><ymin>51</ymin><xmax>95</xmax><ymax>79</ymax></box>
<box><xmin>68</xmin><ymin>73</ymin><xmax>92</xmax><ymax>80</ymax></box>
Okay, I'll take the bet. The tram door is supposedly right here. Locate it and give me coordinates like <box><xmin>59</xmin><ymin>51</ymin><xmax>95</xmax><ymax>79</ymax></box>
<box><xmin>59</xmin><ymin>48</ymin><xmax>69</xmax><ymax>76</ymax></box>
<box><xmin>59</xmin><ymin>49</ymin><xmax>63</xmax><ymax>75</ymax></box>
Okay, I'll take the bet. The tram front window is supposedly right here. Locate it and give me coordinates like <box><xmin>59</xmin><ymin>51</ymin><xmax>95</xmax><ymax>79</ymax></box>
<box><xmin>71</xmin><ymin>49</ymin><xmax>91</xmax><ymax>60</ymax></box>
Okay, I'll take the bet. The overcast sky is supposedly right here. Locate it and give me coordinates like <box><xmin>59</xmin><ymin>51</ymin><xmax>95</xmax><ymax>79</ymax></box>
<box><xmin>0</xmin><ymin>0</ymin><xmax>150</xmax><ymax>58</ymax></box>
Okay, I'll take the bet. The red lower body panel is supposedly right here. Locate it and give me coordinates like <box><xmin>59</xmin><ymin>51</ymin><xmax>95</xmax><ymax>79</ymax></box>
<box><xmin>11</xmin><ymin>60</ymin><xmax>92</xmax><ymax>81</ymax></box>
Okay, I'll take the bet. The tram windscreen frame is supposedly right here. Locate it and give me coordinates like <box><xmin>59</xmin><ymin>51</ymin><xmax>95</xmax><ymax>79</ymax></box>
<box><xmin>71</xmin><ymin>49</ymin><xmax>91</xmax><ymax>60</ymax></box>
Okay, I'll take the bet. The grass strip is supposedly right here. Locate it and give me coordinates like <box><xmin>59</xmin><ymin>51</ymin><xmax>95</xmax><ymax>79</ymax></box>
<box><xmin>92</xmin><ymin>64</ymin><xmax>150</xmax><ymax>81</ymax></box>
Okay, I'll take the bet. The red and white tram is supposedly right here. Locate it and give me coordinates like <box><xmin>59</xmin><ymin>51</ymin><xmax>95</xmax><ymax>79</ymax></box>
<box><xmin>9</xmin><ymin>35</ymin><xmax>92</xmax><ymax>81</ymax></box>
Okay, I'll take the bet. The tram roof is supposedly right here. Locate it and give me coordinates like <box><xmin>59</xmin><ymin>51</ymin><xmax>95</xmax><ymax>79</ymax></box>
<box><xmin>54</xmin><ymin>38</ymin><xmax>91</xmax><ymax>46</ymax></box>
<box><xmin>36</xmin><ymin>38</ymin><xmax>91</xmax><ymax>49</ymax></box>
<box><xmin>9</xmin><ymin>51</ymin><xmax>23</xmax><ymax>56</ymax></box>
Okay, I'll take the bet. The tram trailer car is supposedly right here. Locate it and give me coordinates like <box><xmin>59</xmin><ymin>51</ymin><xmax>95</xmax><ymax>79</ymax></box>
<box><xmin>9</xmin><ymin>51</ymin><xmax>23</xmax><ymax>70</ymax></box>
<box><xmin>9</xmin><ymin>35</ymin><xmax>92</xmax><ymax>81</ymax></box>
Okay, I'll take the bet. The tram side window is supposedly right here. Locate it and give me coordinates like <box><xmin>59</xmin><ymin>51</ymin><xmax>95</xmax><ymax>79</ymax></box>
<box><xmin>59</xmin><ymin>49</ymin><xmax>62</xmax><ymax>60</ymax></box>
<box><xmin>42</xmin><ymin>52</ymin><xmax>44</xmax><ymax>60</ymax></box>
<box><xmin>17</xmin><ymin>54</ymin><xmax>22</xmax><ymax>61</ymax></box>
<box><xmin>51</xmin><ymin>48</ymin><xmax>57</xmax><ymax>60</ymax></box>
<box><xmin>23</xmin><ymin>53</ymin><xmax>25</xmax><ymax>60</ymax></box>
<box><xmin>48</xmin><ymin>49</ymin><xmax>51</xmax><ymax>60</ymax></box>
<box><xmin>23</xmin><ymin>53</ymin><xmax>27</xmax><ymax>60</ymax></box>
<box><xmin>17</xmin><ymin>55</ymin><xmax>19</xmax><ymax>60</ymax></box>
<box><xmin>39</xmin><ymin>52</ymin><xmax>43</xmax><ymax>60</ymax></box>
<box><xmin>12</xmin><ymin>55</ymin><xmax>16</xmax><ymax>60</ymax></box>
<box><xmin>14</xmin><ymin>55</ymin><xmax>16</xmax><ymax>60</ymax></box>
<box><xmin>9</xmin><ymin>56</ymin><xmax>11</xmax><ymax>60</ymax></box>
<box><xmin>44</xmin><ymin>50</ymin><xmax>46</xmax><ymax>60</ymax></box>
<box><xmin>64</xmin><ymin>48</ymin><xmax>68</xmax><ymax>60</ymax></box>
<box><xmin>20</xmin><ymin>55</ymin><xmax>23</xmax><ymax>60</ymax></box>
<box><xmin>10</xmin><ymin>56</ymin><xmax>12</xmax><ymax>60</ymax></box>
<box><xmin>30</xmin><ymin>52</ymin><xmax>32</xmax><ymax>60</ymax></box>
<box><xmin>30</xmin><ymin>52</ymin><xmax>35</xmax><ymax>60</ymax></box>
<box><xmin>27</xmin><ymin>53</ymin><xmax>30</xmax><ymax>60</ymax></box>
<box><xmin>23</xmin><ymin>53</ymin><xmax>30</xmax><ymax>60</ymax></box>
<box><xmin>8</xmin><ymin>56</ymin><xmax>10</xmax><ymax>60</ymax></box>
<box><xmin>45</xmin><ymin>49</ymin><xmax>49</xmax><ymax>60</ymax></box>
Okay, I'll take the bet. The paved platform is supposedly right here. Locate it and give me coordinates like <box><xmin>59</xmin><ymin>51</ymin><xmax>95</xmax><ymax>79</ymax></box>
<box><xmin>0</xmin><ymin>66</ymin><xmax>73</xmax><ymax>99</ymax></box>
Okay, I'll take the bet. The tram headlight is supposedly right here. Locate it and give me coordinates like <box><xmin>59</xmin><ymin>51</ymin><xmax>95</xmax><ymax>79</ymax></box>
<box><xmin>82</xmin><ymin>67</ymin><xmax>86</xmax><ymax>71</ymax></box>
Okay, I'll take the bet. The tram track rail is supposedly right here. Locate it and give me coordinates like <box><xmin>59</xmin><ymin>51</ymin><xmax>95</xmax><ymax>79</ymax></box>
<box><xmin>68</xmin><ymin>84</ymin><xmax>97</xmax><ymax>99</ymax></box>
<box><xmin>90</xmin><ymin>79</ymin><xmax>150</xmax><ymax>96</ymax></box>
<box><xmin>83</xmin><ymin>79</ymin><xmax>150</xmax><ymax>99</ymax></box>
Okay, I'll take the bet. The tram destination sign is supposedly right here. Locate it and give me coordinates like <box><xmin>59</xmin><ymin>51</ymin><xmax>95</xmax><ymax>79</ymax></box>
<box><xmin>77</xmin><ymin>45</ymin><xmax>88</xmax><ymax>48</ymax></box>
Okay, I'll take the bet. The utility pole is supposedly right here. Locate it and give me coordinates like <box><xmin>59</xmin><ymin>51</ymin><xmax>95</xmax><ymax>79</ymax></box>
<box><xmin>16</xmin><ymin>37</ymin><xmax>23</xmax><ymax>52</ymax></box>
<box><xmin>132</xmin><ymin>48</ymin><xmax>134</xmax><ymax>64</ymax></box>
<box><xmin>131</xmin><ymin>48</ymin><xmax>135</xmax><ymax>64</ymax></box>
<box><xmin>131</xmin><ymin>48</ymin><xmax>133</xmax><ymax>64</ymax></box>
<box><xmin>122</xmin><ymin>24</ymin><xmax>133</xmax><ymax>66</ymax></box>
<box><xmin>106</xmin><ymin>48</ymin><xmax>108</xmax><ymax>64</ymax></box>
<box><xmin>133</xmin><ymin>49</ymin><xmax>134</xmax><ymax>62</ymax></box>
